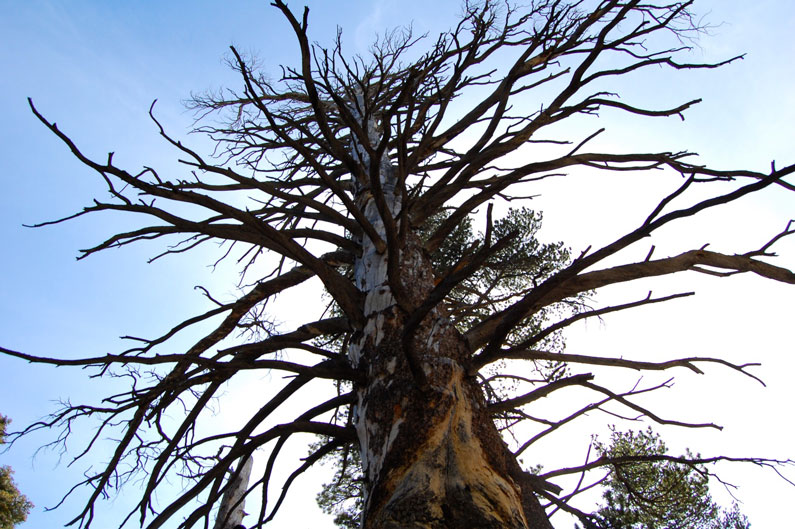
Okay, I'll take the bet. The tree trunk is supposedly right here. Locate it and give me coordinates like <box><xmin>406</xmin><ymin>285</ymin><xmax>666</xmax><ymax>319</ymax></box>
<box><xmin>350</xmin><ymin>232</ymin><xmax>554</xmax><ymax>528</ymax></box>
<box><xmin>213</xmin><ymin>456</ymin><xmax>252</xmax><ymax>529</ymax></box>
<box><xmin>347</xmin><ymin>112</ymin><xmax>553</xmax><ymax>528</ymax></box>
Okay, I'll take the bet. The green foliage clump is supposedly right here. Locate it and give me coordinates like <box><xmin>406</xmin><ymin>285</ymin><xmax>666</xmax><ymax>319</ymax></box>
<box><xmin>314</xmin><ymin>443</ymin><xmax>362</xmax><ymax>529</ymax></box>
<box><xmin>424</xmin><ymin>207</ymin><xmax>574</xmax><ymax>386</ymax></box>
<box><xmin>0</xmin><ymin>416</ymin><xmax>33</xmax><ymax>529</ymax></box>
<box><xmin>427</xmin><ymin>207</ymin><xmax>571</xmax><ymax>342</ymax></box>
<box><xmin>591</xmin><ymin>426</ymin><xmax>750</xmax><ymax>529</ymax></box>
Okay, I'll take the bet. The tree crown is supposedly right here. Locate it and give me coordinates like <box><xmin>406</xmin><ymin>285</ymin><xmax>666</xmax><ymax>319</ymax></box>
<box><xmin>2</xmin><ymin>1</ymin><xmax>794</xmax><ymax>528</ymax></box>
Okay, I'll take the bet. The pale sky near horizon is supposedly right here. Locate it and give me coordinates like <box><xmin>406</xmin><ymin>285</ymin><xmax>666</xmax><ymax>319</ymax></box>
<box><xmin>1</xmin><ymin>1</ymin><xmax>794</xmax><ymax>528</ymax></box>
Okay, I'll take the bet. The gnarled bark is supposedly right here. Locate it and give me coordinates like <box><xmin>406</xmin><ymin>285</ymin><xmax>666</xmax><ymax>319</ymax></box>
<box><xmin>347</xmin><ymin>111</ymin><xmax>552</xmax><ymax>525</ymax></box>
<box><xmin>352</xmin><ymin>237</ymin><xmax>552</xmax><ymax>529</ymax></box>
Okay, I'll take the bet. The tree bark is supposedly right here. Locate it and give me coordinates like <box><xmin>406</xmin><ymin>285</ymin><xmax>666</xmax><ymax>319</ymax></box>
<box><xmin>347</xmin><ymin>108</ymin><xmax>553</xmax><ymax>528</ymax></box>
<box><xmin>350</xmin><ymin>233</ymin><xmax>554</xmax><ymax>528</ymax></box>
<box><xmin>213</xmin><ymin>456</ymin><xmax>253</xmax><ymax>529</ymax></box>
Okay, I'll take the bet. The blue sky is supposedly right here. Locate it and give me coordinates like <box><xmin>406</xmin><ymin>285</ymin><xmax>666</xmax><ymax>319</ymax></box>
<box><xmin>1</xmin><ymin>1</ymin><xmax>794</xmax><ymax>528</ymax></box>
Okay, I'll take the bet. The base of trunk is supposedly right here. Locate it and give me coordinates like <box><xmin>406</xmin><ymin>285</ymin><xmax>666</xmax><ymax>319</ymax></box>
<box><xmin>363</xmin><ymin>381</ymin><xmax>529</xmax><ymax>529</ymax></box>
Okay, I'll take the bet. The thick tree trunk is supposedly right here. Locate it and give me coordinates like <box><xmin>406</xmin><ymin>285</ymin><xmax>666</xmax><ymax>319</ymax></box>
<box><xmin>350</xmin><ymin>232</ymin><xmax>554</xmax><ymax>528</ymax></box>
<box><xmin>344</xmin><ymin>100</ymin><xmax>553</xmax><ymax>528</ymax></box>
<box><xmin>347</xmin><ymin>146</ymin><xmax>553</xmax><ymax>527</ymax></box>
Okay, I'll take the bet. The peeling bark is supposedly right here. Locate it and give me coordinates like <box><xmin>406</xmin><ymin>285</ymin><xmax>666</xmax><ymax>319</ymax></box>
<box><xmin>213</xmin><ymin>456</ymin><xmax>253</xmax><ymax>529</ymax></box>
<box><xmin>346</xmin><ymin>110</ymin><xmax>552</xmax><ymax>526</ymax></box>
<box><xmin>350</xmin><ymin>242</ymin><xmax>554</xmax><ymax>528</ymax></box>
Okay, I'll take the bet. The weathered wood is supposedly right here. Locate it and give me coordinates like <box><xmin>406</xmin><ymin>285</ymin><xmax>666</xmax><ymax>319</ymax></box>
<box><xmin>346</xmin><ymin>102</ymin><xmax>553</xmax><ymax>528</ymax></box>
<box><xmin>212</xmin><ymin>456</ymin><xmax>253</xmax><ymax>529</ymax></box>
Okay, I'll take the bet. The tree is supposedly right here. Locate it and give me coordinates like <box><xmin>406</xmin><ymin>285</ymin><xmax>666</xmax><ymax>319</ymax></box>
<box><xmin>0</xmin><ymin>415</ymin><xmax>33</xmax><ymax>529</ymax></box>
<box><xmin>590</xmin><ymin>427</ymin><xmax>750</xmax><ymax>529</ymax></box>
<box><xmin>2</xmin><ymin>1</ymin><xmax>794</xmax><ymax>528</ymax></box>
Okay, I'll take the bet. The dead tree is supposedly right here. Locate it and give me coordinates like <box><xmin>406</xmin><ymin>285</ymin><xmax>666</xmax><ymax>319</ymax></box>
<box><xmin>213</xmin><ymin>457</ymin><xmax>253</xmax><ymax>529</ymax></box>
<box><xmin>3</xmin><ymin>1</ymin><xmax>794</xmax><ymax>528</ymax></box>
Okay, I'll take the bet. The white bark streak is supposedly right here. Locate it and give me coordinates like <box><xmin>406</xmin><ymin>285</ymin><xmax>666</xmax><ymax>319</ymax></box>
<box><xmin>348</xmin><ymin>95</ymin><xmax>406</xmax><ymax>500</ymax></box>
<box><xmin>212</xmin><ymin>456</ymin><xmax>253</xmax><ymax>529</ymax></box>
<box><xmin>345</xmin><ymin>91</ymin><xmax>532</xmax><ymax>528</ymax></box>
